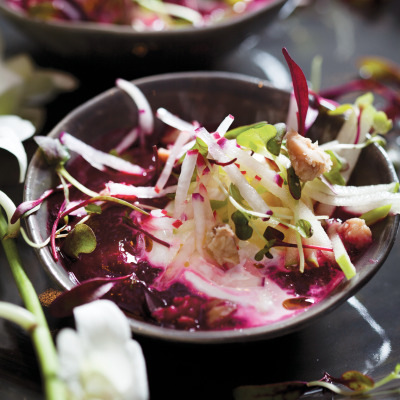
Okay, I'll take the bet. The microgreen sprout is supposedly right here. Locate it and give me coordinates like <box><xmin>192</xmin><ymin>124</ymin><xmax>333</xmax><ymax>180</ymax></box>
<box><xmin>282</xmin><ymin>47</ymin><xmax>309</xmax><ymax>136</ymax></box>
<box><xmin>234</xmin><ymin>363</ymin><xmax>400</xmax><ymax>400</ymax></box>
<box><xmin>231</xmin><ymin>210</ymin><xmax>253</xmax><ymax>240</ymax></box>
<box><xmin>62</xmin><ymin>224</ymin><xmax>97</xmax><ymax>259</ymax></box>
<box><xmin>0</xmin><ymin>190</ymin><xmax>20</xmax><ymax>239</ymax></box>
<box><xmin>287</xmin><ymin>166</ymin><xmax>302</xmax><ymax>200</ymax></box>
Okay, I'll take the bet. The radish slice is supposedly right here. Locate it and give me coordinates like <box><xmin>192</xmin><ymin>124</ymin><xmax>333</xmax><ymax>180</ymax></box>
<box><xmin>106</xmin><ymin>182</ymin><xmax>177</xmax><ymax>198</ymax></box>
<box><xmin>304</xmin><ymin>186</ymin><xmax>400</xmax><ymax>210</ymax></box>
<box><xmin>216</xmin><ymin>114</ymin><xmax>234</xmax><ymax>136</ymax></box>
<box><xmin>183</xmin><ymin>270</ymin><xmax>273</xmax><ymax>313</ymax></box>
<box><xmin>116</xmin><ymin>79</ymin><xmax>153</xmax><ymax>136</ymax></box>
<box><xmin>173</xmin><ymin>149</ymin><xmax>198</xmax><ymax>219</ymax></box>
<box><xmin>156</xmin><ymin>108</ymin><xmax>197</xmax><ymax>133</ymax></box>
<box><xmin>60</xmin><ymin>132</ymin><xmax>145</xmax><ymax>176</ymax></box>
<box><xmin>114</xmin><ymin>127</ymin><xmax>139</xmax><ymax>154</ymax></box>
<box><xmin>306</xmin><ymin>179</ymin><xmax>398</xmax><ymax>197</ymax></box>
<box><xmin>196</xmin><ymin>127</ymin><xmax>272</xmax><ymax>214</ymax></box>
<box><xmin>154</xmin><ymin>130</ymin><xmax>192</xmax><ymax>193</ymax></box>
<box><xmin>192</xmin><ymin>193</ymin><xmax>207</xmax><ymax>254</ymax></box>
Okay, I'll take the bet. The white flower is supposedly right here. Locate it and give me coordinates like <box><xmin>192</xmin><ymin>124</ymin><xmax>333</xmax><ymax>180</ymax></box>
<box><xmin>0</xmin><ymin>189</ymin><xmax>20</xmax><ymax>238</ymax></box>
<box><xmin>0</xmin><ymin>115</ymin><xmax>35</xmax><ymax>182</ymax></box>
<box><xmin>56</xmin><ymin>300</ymin><xmax>149</xmax><ymax>400</ymax></box>
<box><xmin>0</xmin><ymin>50</ymin><xmax>78</xmax><ymax>183</ymax></box>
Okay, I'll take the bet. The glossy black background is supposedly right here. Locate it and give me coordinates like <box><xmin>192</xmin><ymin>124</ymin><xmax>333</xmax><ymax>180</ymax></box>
<box><xmin>1</xmin><ymin>1</ymin><xmax>400</xmax><ymax>399</ymax></box>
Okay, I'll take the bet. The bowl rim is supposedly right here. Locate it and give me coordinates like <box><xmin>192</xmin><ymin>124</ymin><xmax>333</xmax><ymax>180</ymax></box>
<box><xmin>0</xmin><ymin>0</ymin><xmax>286</xmax><ymax>37</ymax></box>
<box><xmin>25</xmin><ymin>70</ymin><xmax>400</xmax><ymax>344</ymax></box>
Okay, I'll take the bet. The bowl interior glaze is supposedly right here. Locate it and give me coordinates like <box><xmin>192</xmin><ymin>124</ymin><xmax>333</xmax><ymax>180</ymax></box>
<box><xmin>25</xmin><ymin>71</ymin><xmax>399</xmax><ymax>343</ymax></box>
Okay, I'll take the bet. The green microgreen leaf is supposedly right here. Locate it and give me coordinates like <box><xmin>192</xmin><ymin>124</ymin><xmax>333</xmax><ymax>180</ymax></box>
<box><xmin>328</xmin><ymin>104</ymin><xmax>354</xmax><ymax>116</ymax></box>
<box><xmin>235</xmin><ymin>123</ymin><xmax>277</xmax><ymax>153</ymax></box>
<box><xmin>191</xmin><ymin>137</ymin><xmax>208</xmax><ymax>158</ymax></box>
<box><xmin>255</xmin><ymin>227</ymin><xmax>286</xmax><ymax>261</ymax></box>
<box><xmin>210</xmin><ymin>198</ymin><xmax>228</xmax><ymax>210</ymax></box>
<box><xmin>231</xmin><ymin>210</ymin><xmax>253</xmax><ymax>240</ymax></box>
<box><xmin>373</xmin><ymin>110</ymin><xmax>393</xmax><ymax>134</ymax></box>
<box><xmin>85</xmin><ymin>204</ymin><xmax>102</xmax><ymax>214</ymax></box>
<box><xmin>254</xmin><ymin>242</ymin><xmax>275</xmax><ymax>261</ymax></box>
<box><xmin>62</xmin><ymin>224</ymin><xmax>97</xmax><ymax>259</ymax></box>
<box><xmin>224</xmin><ymin>121</ymin><xmax>268</xmax><ymax>139</ymax></box>
<box><xmin>296</xmin><ymin>219</ymin><xmax>313</xmax><ymax>238</ymax></box>
<box><xmin>267</xmin><ymin>123</ymin><xmax>286</xmax><ymax>156</ymax></box>
<box><xmin>355</xmin><ymin>92</ymin><xmax>374</xmax><ymax>108</ymax></box>
<box><xmin>229</xmin><ymin>183</ymin><xmax>245</xmax><ymax>205</ymax></box>
<box><xmin>166</xmin><ymin>192</ymin><xmax>176</xmax><ymax>200</ymax></box>
<box><xmin>263</xmin><ymin>226</ymin><xmax>285</xmax><ymax>242</ymax></box>
<box><xmin>287</xmin><ymin>166</ymin><xmax>301</xmax><ymax>200</ymax></box>
<box><xmin>179</xmin><ymin>137</ymin><xmax>208</xmax><ymax>164</ymax></box>
<box><xmin>340</xmin><ymin>371</ymin><xmax>375</xmax><ymax>392</ymax></box>
<box><xmin>323</xmin><ymin>150</ymin><xmax>346</xmax><ymax>186</ymax></box>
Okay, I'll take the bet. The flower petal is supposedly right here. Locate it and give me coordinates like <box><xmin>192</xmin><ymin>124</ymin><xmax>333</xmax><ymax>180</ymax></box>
<box><xmin>73</xmin><ymin>300</ymin><xmax>131</xmax><ymax>348</ymax></box>
<box><xmin>0</xmin><ymin>125</ymin><xmax>28</xmax><ymax>183</ymax></box>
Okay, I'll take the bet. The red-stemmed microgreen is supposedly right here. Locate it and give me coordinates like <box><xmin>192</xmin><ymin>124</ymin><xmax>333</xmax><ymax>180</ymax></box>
<box><xmin>50</xmin><ymin>200</ymin><xmax>67</xmax><ymax>261</ymax></box>
<box><xmin>282</xmin><ymin>47</ymin><xmax>309</xmax><ymax>136</ymax></box>
<box><xmin>254</xmin><ymin>226</ymin><xmax>284</xmax><ymax>261</ymax></box>
<box><xmin>49</xmin><ymin>195</ymin><xmax>150</xmax><ymax>260</ymax></box>
<box><xmin>209</xmin><ymin>157</ymin><xmax>238</xmax><ymax>167</ymax></box>
<box><xmin>231</xmin><ymin>210</ymin><xmax>253</xmax><ymax>240</ymax></box>
<box><xmin>11</xmin><ymin>184</ymin><xmax>69</xmax><ymax>224</ymax></box>
<box><xmin>123</xmin><ymin>216</ymin><xmax>171</xmax><ymax>248</ymax></box>
<box><xmin>254</xmin><ymin>224</ymin><xmax>323</xmax><ymax>262</ymax></box>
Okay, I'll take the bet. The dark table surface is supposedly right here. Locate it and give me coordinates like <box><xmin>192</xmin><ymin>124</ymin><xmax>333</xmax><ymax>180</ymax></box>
<box><xmin>1</xmin><ymin>1</ymin><xmax>400</xmax><ymax>399</ymax></box>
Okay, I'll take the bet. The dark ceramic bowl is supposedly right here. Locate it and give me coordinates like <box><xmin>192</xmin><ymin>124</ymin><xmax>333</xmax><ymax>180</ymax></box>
<box><xmin>0</xmin><ymin>1</ymin><xmax>285</xmax><ymax>67</ymax></box>
<box><xmin>24</xmin><ymin>71</ymin><xmax>399</xmax><ymax>343</ymax></box>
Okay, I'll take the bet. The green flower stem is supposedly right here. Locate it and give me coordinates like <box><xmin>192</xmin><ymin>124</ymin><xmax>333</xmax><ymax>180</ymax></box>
<box><xmin>0</xmin><ymin>301</ymin><xmax>37</xmax><ymax>331</ymax></box>
<box><xmin>0</xmin><ymin>209</ymin><xmax>65</xmax><ymax>400</ymax></box>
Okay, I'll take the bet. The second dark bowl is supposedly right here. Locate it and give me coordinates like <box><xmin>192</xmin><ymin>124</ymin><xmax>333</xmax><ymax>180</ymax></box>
<box><xmin>0</xmin><ymin>1</ymin><xmax>285</xmax><ymax>70</ymax></box>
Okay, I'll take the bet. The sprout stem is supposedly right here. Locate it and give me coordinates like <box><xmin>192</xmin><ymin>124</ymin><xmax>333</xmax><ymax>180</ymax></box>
<box><xmin>56</xmin><ymin>166</ymin><xmax>99</xmax><ymax>198</ymax></box>
<box><xmin>0</xmin><ymin>301</ymin><xmax>37</xmax><ymax>331</ymax></box>
<box><xmin>0</xmin><ymin>209</ymin><xmax>66</xmax><ymax>400</ymax></box>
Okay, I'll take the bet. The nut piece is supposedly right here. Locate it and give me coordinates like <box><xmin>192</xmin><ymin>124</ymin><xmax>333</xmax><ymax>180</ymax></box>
<box><xmin>286</xmin><ymin>130</ymin><xmax>332</xmax><ymax>181</ymax></box>
<box><xmin>338</xmin><ymin>218</ymin><xmax>372</xmax><ymax>250</ymax></box>
<box><xmin>206</xmin><ymin>224</ymin><xmax>240</xmax><ymax>267</ymax></box>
